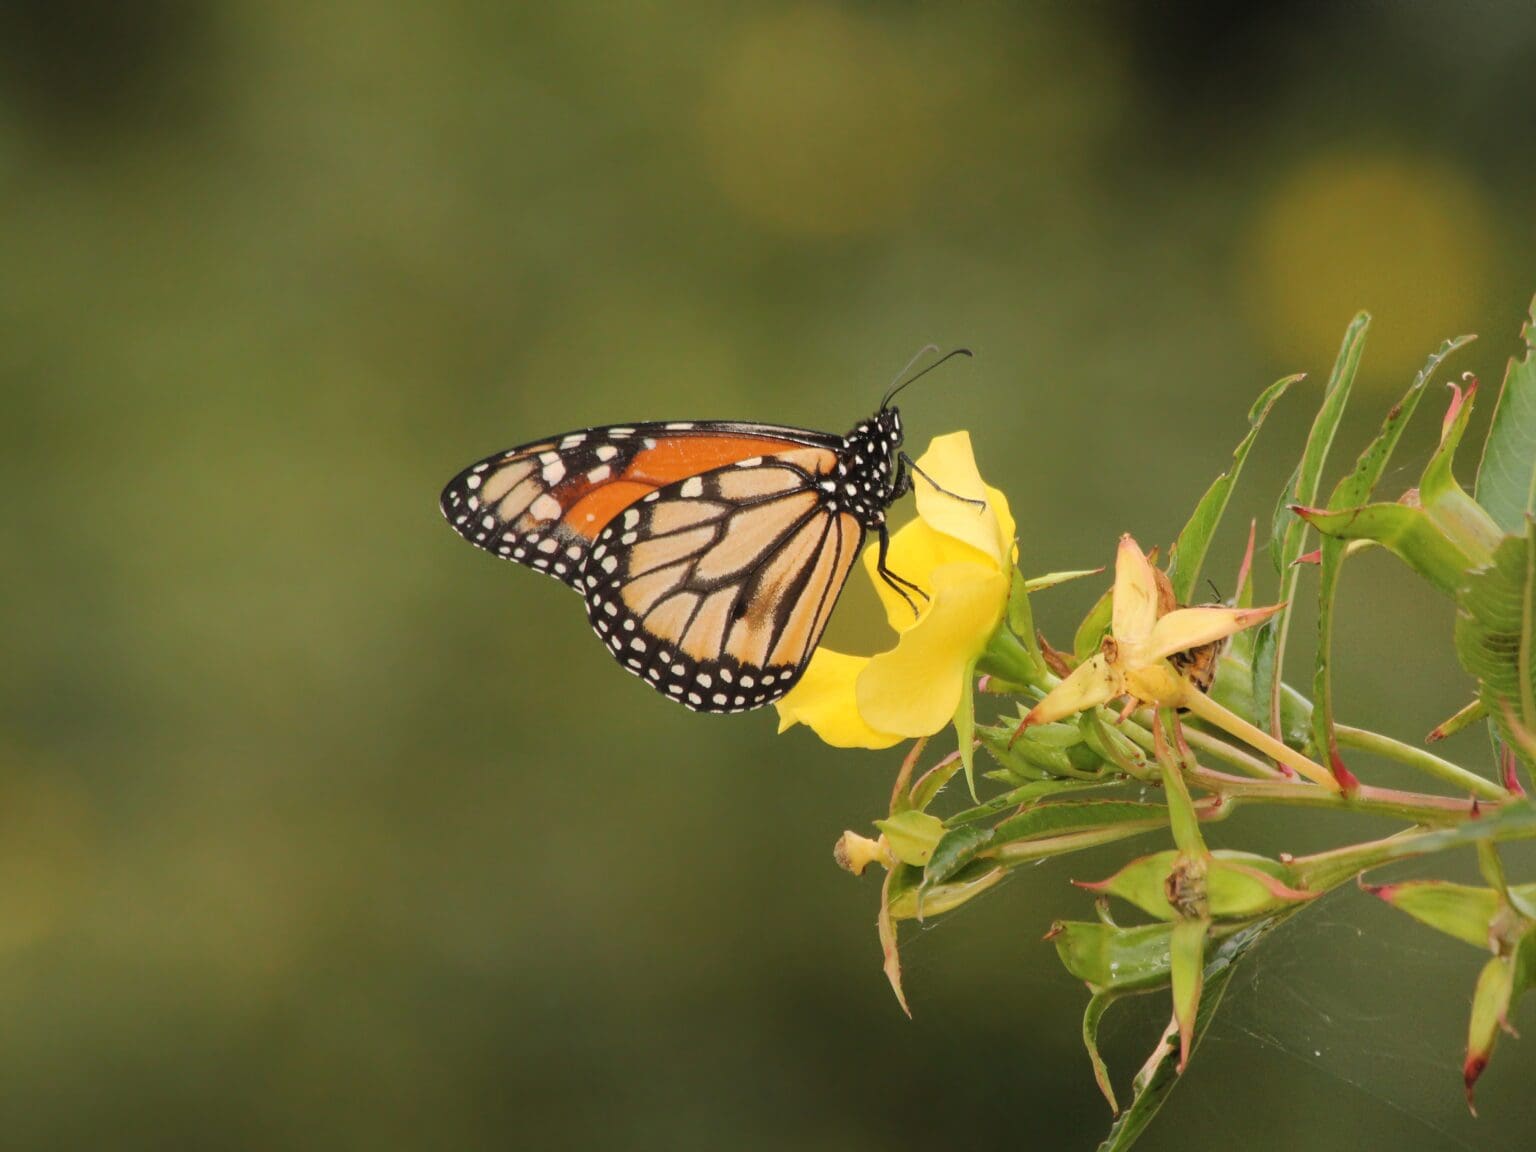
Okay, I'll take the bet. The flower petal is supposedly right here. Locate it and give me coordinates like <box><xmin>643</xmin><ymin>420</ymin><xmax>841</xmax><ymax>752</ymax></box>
<box><xmin>856</xmin><ymin>563</ymin><xmax>1008</xmax><ymax>737</ymax></box>
<box><xmin>776</xmin><ymin>649</ymin><xmax>904</xmax><ymax>749</ymax></box>
<box><xmin>1023</xmin><ymin>653</ymin><xmax>1125</xmax><ymax>726</ymax></box>
<box><xmin>1111</xmin><ymin>535</ymin><xmax>1159</xmax><ymax>644</ymax></box>
<box><xmin>1142</xmin><ymin>603</ymin><xmax>1284</xmax><ymax>663</ymax></box>
<box><xmin>911</xmin><ymin>432</ymin><xmax>1015</xmax><ymax>567</ymax></box>
<box><xmin>862</xmin><ymin>517</ymin><xmax>997</xmax><ymax>633</ymax></box>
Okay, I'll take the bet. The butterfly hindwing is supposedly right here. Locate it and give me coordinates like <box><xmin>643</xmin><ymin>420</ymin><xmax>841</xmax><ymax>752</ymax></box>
<box><xmin>439</xmin><ymin>421</ymin><xmax>841</xmax><ymax>592</ymax></box>
<box><xmin>582</xmin><ymin>454</ymin><xmax>865</xmax><ymax>712</ymax></box>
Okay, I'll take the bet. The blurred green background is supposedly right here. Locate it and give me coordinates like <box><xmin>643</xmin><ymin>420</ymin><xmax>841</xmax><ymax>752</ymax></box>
<box><xmin>2</xmin><ymin>3</ymin><xmax>1535</xmax><ymax>1149</ymax></box>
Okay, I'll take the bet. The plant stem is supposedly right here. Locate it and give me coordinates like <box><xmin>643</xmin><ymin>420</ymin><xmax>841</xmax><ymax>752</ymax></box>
<box><xmin>1188</xmin><ymin>766</ymin><xmax>1477</xmax><ymax>825</ymax></box>
<box><xmin>1178</xmin><ymin>687</ymin><xmax>1339</xmax><ymax>789</ymax></box>
<box><xmin>1127</xmin><ymin>708</ymin><xmax>1285</xmax><ymax>780</ymax></box>
<box><xmin>1334</xmin><ymin>723</ymin><xmax>1506</xmax><ymax>801</ymax></box>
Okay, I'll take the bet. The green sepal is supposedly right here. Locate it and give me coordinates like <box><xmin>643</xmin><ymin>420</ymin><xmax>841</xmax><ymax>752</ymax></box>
<box><xmin>1364</xmin><ymin>879</ymin><xmax>1501</xmax><ymax>949</ymax></box>
<box><xmin>1083</xmin><ymin>990</ymin><xmax>1122</xmax><ymax>1114</ymax></box>
<box><xmin>1051</xmin><ymin>920</ymin><xmax>1177</xmax><ymax>992</ymax></box>
<box><xmin>874</xmin><ymin>809</ymin><xmax>945</xmax><ymax>867</ymax></box>
<box><xmin>1081</xmin><ymin>850</ymin><xmax>1315</xmax><ymax>921</ymax></box>
<box><xmin>1093</xmin><ymin>919</ymin><xmax>1276</xmax><ymax>1151</ymax></box>
<box><xmin>953</xmin><ymin>660</ymin><xmax>978</xmax><ymax>800</ymax></box>
<box><xmin>887</xmin><ymin>859</ymin><xmax>1005</xmax><ymax>921</ymax></box>
<box><xmin>1169</xmin><ymin>918</ymin><xmax>1211</xmax><ymax>1069</ymax></box>
<box><xmin>1295</xmin><ymin>502</ymin><xmax>1484</xmax><ymax>598</ymax></box>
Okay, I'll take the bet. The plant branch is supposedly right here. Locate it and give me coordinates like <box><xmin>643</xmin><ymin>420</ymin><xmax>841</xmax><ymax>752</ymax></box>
<box><xmin>1334</xmin><ymin>723</ymin><xmax>1506</xmax><ymax>801</ymax></box>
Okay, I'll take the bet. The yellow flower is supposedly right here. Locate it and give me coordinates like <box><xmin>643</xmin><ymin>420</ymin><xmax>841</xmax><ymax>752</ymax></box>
<box><xmin>1018</xmin><ymin>535</ymin><xmax>1339</xmax><ymax>789</ymax></box>
<box><xmin>775</xmin><ymin>432</ymin><xmax>1015</xmax><ymax>748</ymax></box>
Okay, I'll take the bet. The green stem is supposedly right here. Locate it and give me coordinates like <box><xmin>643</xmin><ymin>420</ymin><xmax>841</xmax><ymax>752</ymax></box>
<box><xmin>1334</xmin><ymin>724</ymin><xmax>1506</xmax><ymax>801</ymax></box>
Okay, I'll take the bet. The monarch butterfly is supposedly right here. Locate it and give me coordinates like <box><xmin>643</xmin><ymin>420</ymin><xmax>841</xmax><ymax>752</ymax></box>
<box><xmin>439</xmin><ymin>350</ymin><xmax>974</xmax><ymax>713</ymax></box>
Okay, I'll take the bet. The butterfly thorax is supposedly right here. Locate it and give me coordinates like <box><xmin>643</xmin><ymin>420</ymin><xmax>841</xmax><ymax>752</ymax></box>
<box><xmin>827</xmin><ymin>408</ymin><xmax>903</xmax><ymax>528</ymax></box>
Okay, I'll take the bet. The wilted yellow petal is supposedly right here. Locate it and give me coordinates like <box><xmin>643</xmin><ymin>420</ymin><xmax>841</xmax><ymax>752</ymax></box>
<box><xmin>911</xmin><ymin>432</ymin><xmax>1016</xmax><ymax>567</ymax></box>
<box><xmin>1123</xmin><ymin>661</ymin><xmax>1190</xmax><ymax>708</ymax></box>
<box><xmin>1142</xmin><ymin>603</ymin><xmax>1284</xmax><ymax>663</ymax></box>
<box><xmin>856</xmin><ymin>563</ymin><xmax>1008</xmax><ymax>737</ymax></box>
<box><xmin>1023</xmin><ymin>653</ymin><xmax>1125</xmax><ymax>727</ymax></box>
<box><xmin>776</xmin><ymin>649</ymin><xmax>904</xmax><ymax>749</ymax></box>
<box><xmin>1111</xmin><ymin>535</ymin><xmax>1159</xmax><ymax>644</ymax></box>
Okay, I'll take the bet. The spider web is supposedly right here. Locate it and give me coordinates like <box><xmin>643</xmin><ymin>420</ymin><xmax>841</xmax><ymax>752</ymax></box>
<box><xmin>1199</xmin><ymin>889</ymin><xmax>1534</xmax><ymax>1151</ymax></box>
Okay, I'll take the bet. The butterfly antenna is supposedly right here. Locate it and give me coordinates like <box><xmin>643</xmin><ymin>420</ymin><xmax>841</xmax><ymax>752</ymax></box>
<box><xmin>880</xmin><ymin>346</ymin><xmax>973</xmax><ymax>410</ymax></box>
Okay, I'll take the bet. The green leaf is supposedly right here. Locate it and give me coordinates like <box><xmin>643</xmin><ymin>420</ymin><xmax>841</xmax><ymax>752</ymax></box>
<box><xmin>947</xmin><ymin>777</ymin><xmax>1111</xmax><ymax>825</ymax></box>
<box><xmin>921</xmin><ymin>824</ymin><xmax>995</xmax><ymax>889</ymax></box>
<box><xmin>1167</xmin><ymin>373</ymin><xmax>1298</xmax><ymax>604</ymax></box>
<box><xmin>1095</xmin><ymin>920</ymin><xmax>1277</xmax><ymax>1152</ymax></box>
<box><xmin>1259</xmin><ymin>313</ymin><xmax>1370</xmax><ymax>741</ymax></box>
<box><xmin>1478</xmin><ymin>295</ymin><xmax>1536</xmax><ymax>533</ymax></box>
<box><xmin>1074</xmin><ymin>586</ymin><xmax>1115</xmax><ymax>663</ymax></box>
<box><xmin>991</xmin><ymin>801</ymin><xmax>1169</xmax><ymax>848</ymax></box>
<box><xmin>1455</xmin><ymin>529</ymin><xmax>1536</xmax><ymax>757</ymax></box>
<box><xmin>1313</xmin><ymin>335</ymin><xmax>1475</xmax><ymax>768</ymax></box>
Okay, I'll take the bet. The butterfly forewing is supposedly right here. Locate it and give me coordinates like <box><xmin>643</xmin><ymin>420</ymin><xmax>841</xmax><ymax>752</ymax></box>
<box><xmin>439</xmin><ymin>421</ymin><xmax>839</xmax><ymax>591</ymax></box>
<box><xmin>582</xmin><ymin>454</ymin><xmax>864</xmax><ymax>712</ymax></box>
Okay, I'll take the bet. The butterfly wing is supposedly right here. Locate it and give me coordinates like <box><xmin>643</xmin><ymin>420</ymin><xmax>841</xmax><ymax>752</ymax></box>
<box><xmin>583</xmin><ymin>453</ymin><xmax>865</xmax><ymax>712</ymax></box>
<box><xmin>440</xmin><ymin>421</ymin><xmax>840</xmax><ymax>591</ymax></box>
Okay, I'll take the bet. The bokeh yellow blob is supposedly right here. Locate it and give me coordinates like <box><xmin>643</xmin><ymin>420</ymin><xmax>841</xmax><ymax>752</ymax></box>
<box><xmin>696</xmin><ymin>5</ymin><xmax>945</xmax><ymax>237</ymax></box>
<box><xmin>1243</xmin><ymin>155</ymin><xmax>1494</xmax><ymax>383</ymax></box>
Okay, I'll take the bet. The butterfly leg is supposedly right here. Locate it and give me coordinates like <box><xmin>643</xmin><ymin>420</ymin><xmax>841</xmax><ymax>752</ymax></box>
<box><xmin>874</xmin><ymin>521</ymin><xmax>928</xmax><ymax>617</ymax></box>
<box><xmin>901</xmin><ymin>453</ymin><xmax>987</xmax><ymax>512</ymax></box>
